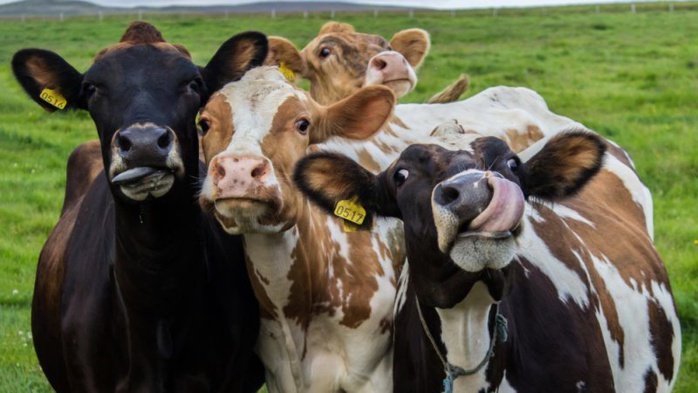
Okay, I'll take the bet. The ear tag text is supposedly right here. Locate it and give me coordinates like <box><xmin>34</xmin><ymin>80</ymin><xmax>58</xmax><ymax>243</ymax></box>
<box><xmin>40</xmin><ymin>88</ymin><xmax>67</xmax><ymax>110</ymax></box>
<box><xmin>279</xmin><ymin>61</ymin><xmax>296</xmax><ymax>83</ymax></box>
<box><xmin>334</xmin><ymin>197</ymin><xmax>366</xmax><ymax>225</ymax></box>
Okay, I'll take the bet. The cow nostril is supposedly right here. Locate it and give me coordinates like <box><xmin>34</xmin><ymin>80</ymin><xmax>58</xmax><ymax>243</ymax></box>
<box><xmin>157</xmin><ymin>131</ymin><xmax>173</xmax><ymax>149</ymax></box>
<box><xmin>216</xmin><ymin>163</ymin><xmax>226</xmax><ymax>179</ymax></box>
<box><xmin>439</xmin><ymin>185</ymin><xmax>460</xmax><ymax>205</ymax></box>
<box><xmin>117</xmin><ymin>134</ymin><xmax>132</xmax><ymax>152</ymax></box>
<box><xmin>373</xmin><ymin>58</ymin><xmax>387</xmax><ymax>71</ymax></box>
<box><xmin>251</xmin><ymin>164</ymin><xmax>266</xmax><ymax>179</ymax></box>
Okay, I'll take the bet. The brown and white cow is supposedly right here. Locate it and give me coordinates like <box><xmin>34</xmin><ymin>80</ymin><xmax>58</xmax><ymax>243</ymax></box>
<box><xmin>12</xmin><ymin>22</ymin><xmax>267</xmax><ymax>392</ymax></box>
<box><xmin>264</xmin><ymin>21</ymin><xmax>461</xmax><ymax>105</ymax></box>
<box><xmin>294</xmin><ymin>131</ymin><xmax>681</xmax><ymax>392</ymax></box>
<box><xmin>197</xmin><ymin>67</ymin><xmax>402</xmax><ymax>392</ymax></box>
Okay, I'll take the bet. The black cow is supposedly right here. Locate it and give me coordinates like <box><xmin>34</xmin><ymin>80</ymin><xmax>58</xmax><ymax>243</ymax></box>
<box><xmin>12</xmin><ymin>22</ymin><xmax>267</xmax><ymax>392</ymax></box>
<box><xmin>294</xmin><ymin>131</ymin><xmax>680</xmax><ymax>392</ymax></box>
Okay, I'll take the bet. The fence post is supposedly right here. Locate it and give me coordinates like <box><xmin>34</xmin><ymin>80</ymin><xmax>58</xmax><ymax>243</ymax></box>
<box><xmin>21</xmin><ymin>14</ymin><xmax>25</xmax><ymax>22</ymax></box>
<box><xmin>631</xmin><ymin>3</ymin><xmax>636</xmax><ymax>13</ymax></box>
<box><xmin>330</xmin><ymin>9</ymin><xmax>335</xmax><ymax>19</ymax></box>
<box><xmin>59</xmin><ymin>12</ymin><xmax>64</xmax><ymax>22</ymax></box>
<box><xmin>409</xmin><ymin>9</ymin><xmax>414</xmax><ymax>18</ymax></box>
<box><xmin>493</xmin><ymin>8</ymin><xmax>498</xmax><ymax>17</ymax></box>
<box><xmin>271</xmin><ymin>8</ymin><xmax>276</xmax><ymax>19</ymax></box>
<box><xmin>451</xmin><ymin>10</ymin><xmax>455</xmax><ymax>18</ymax></box>
<box><xmin>303</xmin><ymin>11</ymin><xmax>308</xmax><ymax>19</ymax></box>
<box><xmin>374</xmin><ymin>9</ymin><xmax>378</xmax><ymax>18</ymax></box>
<box><xmin>595</xmin><ymin>5</ymin><xmax>600</xmax><ymax>13</ymax></box>
<box><xmin>669</xmin><ymin>3</ymin><xmax>674</xmax><ymax>12</ymax></box>
<box><xmin>138</xmin><ymin>10</ymin><xmax>143</xmax><ymax>19</ymax></box>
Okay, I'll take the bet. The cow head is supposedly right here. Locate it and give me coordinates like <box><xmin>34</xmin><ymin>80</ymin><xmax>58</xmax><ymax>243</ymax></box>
<box><xmin>198</xmin><ymin>66</ymin><xmax>395</xmax><ymax>234</ymax></box>
<box><xmin>12</xmin><ymin>21</ymin><xmax>267</xmax><ymax>203</ymax></box>
<box><xmin>294</xmin><ymin>131</ymin><xmax>606</xmax><ymax>307</ymax></box>
<box><xmin>265</xmin><ymin>21</ymin><xmax>429</xmax><ymax>104</ymax></box>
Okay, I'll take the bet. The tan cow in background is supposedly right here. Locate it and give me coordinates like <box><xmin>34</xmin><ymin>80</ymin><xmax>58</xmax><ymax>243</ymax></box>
<box><xmin>265</xmin><ymin>21</ymin><xmax>469</xmax><ymax>104</ymax></box>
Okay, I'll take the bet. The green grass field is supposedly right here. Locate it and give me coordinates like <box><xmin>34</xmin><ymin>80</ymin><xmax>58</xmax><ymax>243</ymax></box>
<box><xmin>1</xmin><ymin>3</ymin><xmax>696</xmax><ymax>391</ymax></box>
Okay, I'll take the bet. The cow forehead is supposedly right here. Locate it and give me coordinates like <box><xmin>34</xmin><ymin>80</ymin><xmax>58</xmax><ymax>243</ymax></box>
<box><xmin>94</xmin><ymin>42</ymin><xmax>190</xmax><ymax>63</ymax></box>
<box><xmin>307</xmin><ymin>32</ymin><xmax>389</xmax><ymax>54</ymax></box>
<box><xmin>214</xmin><ymin>68</ymin><xmax>308</xmax><ymax>153</ymax></box>
<box><xmin>86</xmin><ymin>45</ymin><xmax>198</xmax><ymax>82</ymax></box>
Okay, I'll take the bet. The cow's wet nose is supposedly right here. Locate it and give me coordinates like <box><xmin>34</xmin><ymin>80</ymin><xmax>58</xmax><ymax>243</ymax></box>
<box><xmin>211</xmin><ymin>155</ymin><xmax>271</xmax><ymax>197</ymax></box>
<box><xmin>433</xmin><ymin>173</ymin><xmax>493</xmax><ymax>224</ymax></box>
<box><xmin>114</xmin><ymin>126</ymin><xmax>174</xmax><ymax>163</ymax></box>
<box><xmin>368</xmin><ymin>51</ymin><xmax>408</xmax><ymax>77</ymax></box>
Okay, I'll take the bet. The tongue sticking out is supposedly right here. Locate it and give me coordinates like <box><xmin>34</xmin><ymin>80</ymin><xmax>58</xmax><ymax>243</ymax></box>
<box><xmin>467</xmin><ymin>176</ymin><xmax>525</xmax><ymax>235</ymax></box>
<box><xmin>112</xmin><ymin>167</ymin><xmax>159</xmax><ymax>185</ymax></box>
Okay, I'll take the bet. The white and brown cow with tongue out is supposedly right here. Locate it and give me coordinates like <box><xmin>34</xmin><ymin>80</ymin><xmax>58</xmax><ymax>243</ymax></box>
<box><xmin>294</xmin><ymin>131</ymin><xmax>681</xmax><ymax>392</ymax></box>
<box><xmin>198</xmin><ymin>66</ymin><xmax>402</xmax><ymax>392</ymax></box>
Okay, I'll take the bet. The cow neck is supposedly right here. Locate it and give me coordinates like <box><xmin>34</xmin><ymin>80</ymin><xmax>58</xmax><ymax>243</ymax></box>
<box><xmin>241</xmin><ymin>201</ymin><xmax>324</xmax><ymax>393</ymax></box>
<box><xmin>243</xmin><ymin>200</ymin><xmax>326</xmax><ymax>320</ymax></box>
<box><xmin>112</xmin><ymin>182</ymin><xmax>202</xmax><ymax>316</ymax></box>
<box><xmin>430</xmin><ymin>281</ymin><xmax>501</xmax><ymax>392</ymax></box>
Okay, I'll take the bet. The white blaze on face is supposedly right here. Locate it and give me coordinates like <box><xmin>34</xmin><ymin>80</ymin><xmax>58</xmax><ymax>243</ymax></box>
<box><xmin>199</xmin><ymin>67</ymin><xmax>308</xmax><ymax>233</ymax></box>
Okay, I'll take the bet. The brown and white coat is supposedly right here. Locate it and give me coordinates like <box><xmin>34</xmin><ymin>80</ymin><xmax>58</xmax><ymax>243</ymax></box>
<box><xmin>294</xmin><ymin>131</ymin><xmax>680</xmax><ymax>393</ymax></box>
<box><xmin>198</xmin><ymin>67</ymin><xmax>402</xmax><ymax>392</ymax></box>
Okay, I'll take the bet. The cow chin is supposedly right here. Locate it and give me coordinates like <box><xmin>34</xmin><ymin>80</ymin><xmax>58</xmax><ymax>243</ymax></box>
<box><xmin>213</xmin><ymin>198</ymin><xmax>287</xmax><ymax>235</ymax></box>
<box><xmin>448</xmin><ymin>236</ymin><xmax>516</xmax><ymax>273</ymax></box>
<box><xmin>382</xmin><ymin>79</ymin><xmax>414</xmax><ymax>98</ymax></box>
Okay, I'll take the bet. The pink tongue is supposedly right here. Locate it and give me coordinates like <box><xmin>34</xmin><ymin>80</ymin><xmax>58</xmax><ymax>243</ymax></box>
<box><xmin>468</xmin><ymin>176</ymin><xmax>525</xmax><ymax>233</ymax></box>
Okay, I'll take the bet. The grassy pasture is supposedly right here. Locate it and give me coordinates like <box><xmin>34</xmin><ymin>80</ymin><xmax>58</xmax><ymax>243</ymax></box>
<box><xmin>0</xmin><ymin>4</ymin><xmax>696</xmax><ymax>391</ymax></box>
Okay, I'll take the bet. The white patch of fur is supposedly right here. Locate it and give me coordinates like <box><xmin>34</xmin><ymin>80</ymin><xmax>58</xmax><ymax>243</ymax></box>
<box><xmin>516</xmin><ymin>207</ymin><xmax>590</xmax><ymax>307</ymax></box>
<box><xmin>436</xmin><ymin>282</ymin><xmax>495</xmax><ymax>392</ymax></box>
<box><xmin>602</xmin><ymin>154</ymin><xmax>654</xmax><ymax>238</ymax></box>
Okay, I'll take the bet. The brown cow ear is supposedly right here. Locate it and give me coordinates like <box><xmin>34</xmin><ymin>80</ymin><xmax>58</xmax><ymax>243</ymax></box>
<box><xmin>390</xmin><ymin>29</ymin><xmax>430</xmax><ymax>69</ymax></box>
<box><xmin>264</xmin><ymin>36</ymin><xmax>304</xmax><ymax>76</ymax></box>
<box><xmin>521</xmin><ymin>130</ymin><xmax>606</xmax><ymax>200</ymax></box>
<box><xmin>294</xmin><ymin>152</ymin><xmax>393</xmax><ymax>229</ymax></box>
<box><xmin>12</xmin><ymin>49</ymin><xmax>85</xmax><ymax>112</ymax></box>
<box><xmin>318</xmin><ymin>21</ymin><xmax>355</xmax><ymax>35</ymax></box>
<box><xmin>311</xmin><ymin>86</ymin><xmax>395</xmax><ymax>144</ymax></box>
<box><xmin>202</xmin><ymin>31</ymin><xmax>268</xmax><ymax>98</ymax></box>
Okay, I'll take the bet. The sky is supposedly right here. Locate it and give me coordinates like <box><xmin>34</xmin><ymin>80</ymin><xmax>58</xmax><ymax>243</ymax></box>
<box><xmin>0</xmin><ymin>0</ymin><xmax>641</xmax><ymax>10</ymax></box>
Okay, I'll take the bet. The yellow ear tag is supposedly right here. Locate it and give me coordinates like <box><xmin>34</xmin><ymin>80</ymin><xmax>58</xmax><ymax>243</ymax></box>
<box><xmin>40</xmin><ymin>88</ymin><xmax>67</xmax><ymax>110</ymax></box>
<box><xmin>279</xmin><ymin>61</ymin><xmax>296</xmax><ymax>83</ymax></box>
<box><xmin>334</xmin><ymin>197</ymin><xmax>366</xmax><ymax>226</ymax></box>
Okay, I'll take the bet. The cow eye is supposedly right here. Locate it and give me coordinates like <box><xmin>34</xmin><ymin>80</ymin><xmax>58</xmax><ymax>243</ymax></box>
<box><xmin>318</xmin><ymin>47</ymin><xmax>332</xmax><ymax>59</ymax></box>
<box><xmin>187</xmin><ymin>79</ymin><xmax>202</xmax><ymax>95</ymax></box>
<box><xmin>507</xmin><ymin>157</ymin><xmax>520</xmax><ymax>170</ymax></box>
<box><xmin>82</xmin><ymin>83</ymin><xmax>97</xmax><ymax>98</ymax></box>
<box><xmin>295</xmin><ymin>119</ymin><xmax>310</xmax><ymax>135</ymax></box>
<box><xmin>394</xmin><ymin>169</ymin><xmax>409</xmax><ymax>187</ymax></box>
<box><xmin>198</xmin><ymin>119</ymin><xmax>211</xmax><ymax>136</ymax></box>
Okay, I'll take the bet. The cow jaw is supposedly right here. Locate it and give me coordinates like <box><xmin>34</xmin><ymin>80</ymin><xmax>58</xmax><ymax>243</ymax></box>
<box><xmin>432</xmin><ymin>172</ymin><xmax>525</xmax><ymax>273</ymax></box>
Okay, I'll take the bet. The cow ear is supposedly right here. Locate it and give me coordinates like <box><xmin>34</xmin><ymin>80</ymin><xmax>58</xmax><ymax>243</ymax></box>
<box><xmin>311</xmin><ymin>85</ymin><xmax>395</xmax><ymax>144</ymax></box>
<box><xmin>12</xmin><ymin>49</ymin><xmax>85</xmax><ymax>112</ymax></box>
<box><xmin>264</xmin><ymin>36</ymin><xmax>304</xmax><ymax>77</ymax></box>
<box><xmin>520</xmin><ymin>130</ymin><xmax>606</xmax><ymax>200</ymax></box>
<box><xmin>318</xmin><ymin>21</ymin><xmax>355</xmax><ymax>35</ymax></box>
<box><xmin>390</xmin><ymin>29</ymin><xmax>430</xmax><ymax>69</ymax></box>
<box><xmin>293</xmin><ymin>152</ymin><xmax>399</xmax><ymax>229</ymax></box>
<box><xmin>202</xmin><ymin>31</ymin><xmax>268</xmax><ymax>97</ymax></box>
